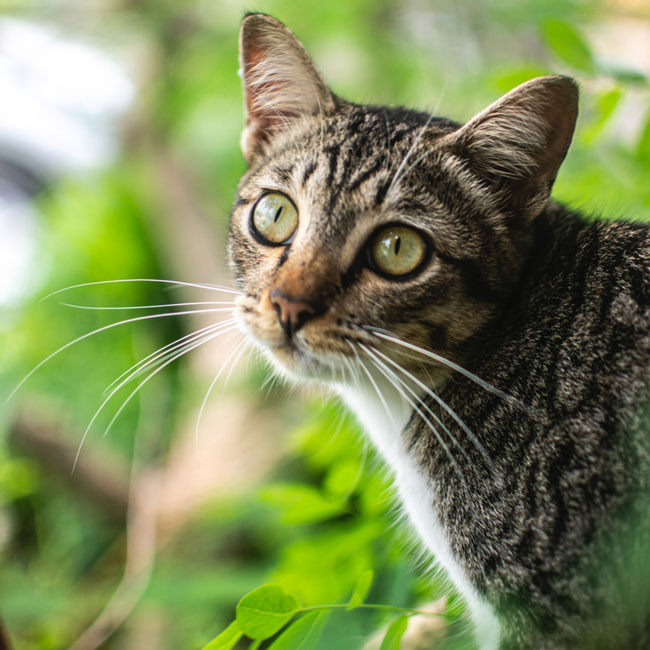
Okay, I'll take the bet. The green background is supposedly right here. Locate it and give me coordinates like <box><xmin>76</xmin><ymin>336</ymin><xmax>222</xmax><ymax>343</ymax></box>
<box><xmin>1</xmin><ymin>0</ymin><xmax>649</xmax><ymax>648</ymax></box>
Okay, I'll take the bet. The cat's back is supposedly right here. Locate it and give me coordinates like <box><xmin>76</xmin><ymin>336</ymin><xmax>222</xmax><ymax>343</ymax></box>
<box><xmin>414</xmin><ymin>208</ymin><xmax>650</xmax><ymax>649</ymax></box>
<box><xmin>589</xmin><ymin>216</ymin><xmax>650</xmax><ymax>329</ymax></box>
<box><xmin>493</xmin><ymin>208</ymin><xmax>650</xmax><ymax>413</ymax></box>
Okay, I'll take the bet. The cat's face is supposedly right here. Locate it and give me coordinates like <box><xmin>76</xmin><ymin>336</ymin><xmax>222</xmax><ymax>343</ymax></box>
<box><xmin>229</xmin><ymin>14</ymin><xmax>577</xmax><ymax>385</ymax></box>
<box><xmin>230</xmin><ymin>107</ymin><xmax>493</xmax><ymax>382</ymax></box>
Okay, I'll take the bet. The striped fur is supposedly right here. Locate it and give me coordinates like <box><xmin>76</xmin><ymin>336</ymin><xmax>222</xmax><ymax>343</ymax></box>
<box><xmin>229</xmin><ymin>14</ymin><xmax>650</xmax><ymax>649</ymax></box>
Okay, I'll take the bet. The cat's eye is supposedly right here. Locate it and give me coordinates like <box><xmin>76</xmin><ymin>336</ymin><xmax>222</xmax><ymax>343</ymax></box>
<box><xmin>250</xmin><ymin>192</ymin><xmax>299</xmax><ymax>245</ymax></box>
<box><xmin>369</xmin><ymin>225</ymin><xmax>427</xmax><ymax>277</ymax></box>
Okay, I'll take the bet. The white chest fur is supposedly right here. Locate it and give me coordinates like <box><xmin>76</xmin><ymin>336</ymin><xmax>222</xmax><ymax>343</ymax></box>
<box><xmin>336</xmin><ymin>379</ymin><xmax>501</xmax><ymax>650</ymax></box>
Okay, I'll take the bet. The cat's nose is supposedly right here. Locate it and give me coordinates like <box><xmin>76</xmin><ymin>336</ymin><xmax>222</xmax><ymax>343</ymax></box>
<box><xmin>269</xmin><ymin>290</ymin><xmax>320</xmax><ymax>338</ymax></box>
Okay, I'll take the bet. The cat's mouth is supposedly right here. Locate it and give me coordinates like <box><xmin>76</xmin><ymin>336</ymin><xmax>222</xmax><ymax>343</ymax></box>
<box><xmin>257</xmin><ymin>332</ymin><xmax>354</xmax><ymax>383</ymax></box>
<box><xmin>234</xmin><ymin>295</ymin><xmax>352</xmax><ymax>381</ymax></box>
<box><xmin>266</xmin><ymin>341</ymin><xmax>344</xmax><ymax>379</ymax></box>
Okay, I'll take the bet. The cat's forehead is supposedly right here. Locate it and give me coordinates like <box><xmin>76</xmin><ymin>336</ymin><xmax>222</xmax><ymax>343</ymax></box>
<box><xmin>237</xmin><ymin>105</ymin><xmax>459</xmax><ymax>243</ymax></box>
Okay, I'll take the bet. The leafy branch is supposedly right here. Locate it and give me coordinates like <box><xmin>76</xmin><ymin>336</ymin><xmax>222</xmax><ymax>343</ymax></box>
<box><xmin>201</xmin><ymin>575</ymin><xmax>442</xmax><ymax>650</ymax></box>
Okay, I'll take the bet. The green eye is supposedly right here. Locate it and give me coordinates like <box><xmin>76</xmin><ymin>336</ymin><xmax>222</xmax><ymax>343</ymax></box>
<box><xmin>370</xmin><ymin>225</ymin><xmax>427</xmax><ymax>277</ymax></box>
<box><xmin>251</xmin><ymin>192</ymin><xmax>298</xmax><ymax>245</ymax></box>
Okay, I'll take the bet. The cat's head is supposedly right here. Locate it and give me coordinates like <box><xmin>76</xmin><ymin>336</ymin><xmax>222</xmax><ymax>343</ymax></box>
<box><xmin>229</xmin><ymin>13</ymin><xmax>578</xmax><ymax>384</ymax></box>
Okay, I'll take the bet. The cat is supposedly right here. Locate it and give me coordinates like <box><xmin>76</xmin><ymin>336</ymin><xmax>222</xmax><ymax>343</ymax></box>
<box><xmin>229</xmin><ymin>13</ymin><xmax>650</xmax><ymax>650</ymax></box>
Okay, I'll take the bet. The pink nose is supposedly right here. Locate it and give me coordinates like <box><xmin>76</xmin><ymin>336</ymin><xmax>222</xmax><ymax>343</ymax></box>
<box><xmin>269</xmin><ymin>290</ymin><xmax>319</xmax><ymax>338</ymax></box>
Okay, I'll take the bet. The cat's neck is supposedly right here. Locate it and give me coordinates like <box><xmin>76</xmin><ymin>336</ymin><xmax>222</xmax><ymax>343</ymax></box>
<box><xmin>336</xmin><ymin>358</ymin><xmax>503</xmax><ymax>650</ymax></box>
<box><xmin>335</xmin><ymin>373</ymin><xmax>413</xmax><ymax>463</ymax></box>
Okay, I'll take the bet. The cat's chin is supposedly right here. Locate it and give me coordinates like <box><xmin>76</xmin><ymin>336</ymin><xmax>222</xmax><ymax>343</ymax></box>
<box><xmin>260</xmin><ymin>342</ymin><xmax>350</xmax><ymax>385</ymax></box>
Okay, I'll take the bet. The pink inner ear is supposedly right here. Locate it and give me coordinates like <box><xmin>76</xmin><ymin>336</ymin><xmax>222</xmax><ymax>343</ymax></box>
<box><xmin>240</xmin><ymin>38</ymin><xmax>304</xmax><ymax>154</ymax></box>
<box><xmin>243</xmin><ymin>43</ymin><xmax>297</xmax><ymax>130</ymax></box>
<box><xmin>239</xmin><ymin>15</ymin><xmax>337</xmax><ymax>162</ymax></box>
<box><xmin>534</xmin><ymin>96</ymin><xmax>577</xmax><ymax>180</ymax></box>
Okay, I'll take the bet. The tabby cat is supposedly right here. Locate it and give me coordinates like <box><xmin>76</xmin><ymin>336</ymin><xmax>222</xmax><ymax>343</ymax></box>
<box><xmin>230</xmin><ymin>13</ymin><xmax>650</xmax><ymax>650</ymax></box>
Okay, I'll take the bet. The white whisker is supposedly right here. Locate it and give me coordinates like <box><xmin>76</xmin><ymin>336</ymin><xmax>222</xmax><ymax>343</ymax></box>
<box><xmin>359</xmin><ymin>343</ymin><xmax>472</xmax><ymax>501</ymax></box>
<box><xmin>340</xmin><ymin>350</ymin><xmax>360</xmax><ymax>386</ymax></box>
<box><xmin>104</xmin><ymin>321</ymin><xmax>235</xmax><ymax>395</ymax></box>
<box><xmin>109</xmin><ymin>320</ymin><xmax>236</xmax><ymax>394</ymax></box>
<box><xmin>260</xmin><ymin>354</ymin><xmax>284</xmax><ymax>399</ymax></box>
<box><xmin>61</xmin><ymin>301</ymin><xmax>237</xmax><ymax>311</ymax></box>
<box><xmin>361</xmin><ymin>326</ymin><xmax>529</xmax><ymax>413</ymax></box>
<box><xmin>363</xmin><ymin>344</ymin><xmax>458</xmax><ymax>457</ymax></box>
<box><xmin>43</xmin><ymin>278</ymin><xmax>243</xmax><ymax>301</ymax></box>
<box><xmin>72</xmin><ymin>324</ymin><xmax>238</xmax><ymax>470</ymax></box>
<box><xmin>5</xmin><ymin>308</ymin><xmax>233</xmax><ymax>405</ymax></box>
<box><xmin>372</xmin><ymin>346</ymin><xmax>494</xmax><ymax>472</ymax></box>
<box><xmin>81</xmin><ymin>325</ymin><xmax>238</xmax><ymax>465</ymax></box>
<box><xmin>346</xmin><ymin>340</ymin><xmax>397</xmax><ymax>432</ymax></box>
<box><xmin>386</xmin><ymin>114</ymin><xmax>434</xmax><ymax>197</ymax></box>
<box><xmin>259</xmin><ymin>363</ymin><xmax>280</xmax><ymax>397</ymax></box>
<box><xmin>194</xmin><ymin>337</ymin><xmax>248</xmax><ymax>448</ymax></box>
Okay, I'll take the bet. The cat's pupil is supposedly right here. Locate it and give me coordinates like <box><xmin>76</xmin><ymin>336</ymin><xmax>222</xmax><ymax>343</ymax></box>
<box><xmin>250</xmin><ymin>192</ymin><xmax>298</xmax><ymax>245</ymax></box>
<box><xmin>369</xmin><ymin>226</ymin><xmax>427</xmax><ymax>277</ymax></box>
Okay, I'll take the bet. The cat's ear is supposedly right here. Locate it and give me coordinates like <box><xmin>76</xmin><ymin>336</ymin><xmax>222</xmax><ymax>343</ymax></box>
<box><xmin>239</xmin><ymin>14</ymin><xmax>337</xmax><ymax>164</ymax></box>
<box><xmin>444</xmin><ymin>75</ymin><xmax>578</xmax><ymax>216</ymax></box>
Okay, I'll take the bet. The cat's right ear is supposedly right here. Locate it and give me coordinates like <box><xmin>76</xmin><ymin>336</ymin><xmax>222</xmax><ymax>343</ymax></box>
<box><xmin>441</xmin><ymin>75</ymin><xmax>579</xmax><ymax>219</ymax></box>
<box><xmin>239</xmin><ymin>14</ymin><xmax>337</xmax><ymax>164</ymax></box>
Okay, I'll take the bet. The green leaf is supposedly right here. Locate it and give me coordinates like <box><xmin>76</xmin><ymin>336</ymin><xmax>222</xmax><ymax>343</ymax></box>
<box><xmin>600</xmin><ymin>60</ymin><xmax>648</xmax><ymax>85</ymax></box>
<box><xmin>581</xmin><ymin>87</ymin><xmax>623</xmax><ymax>143</ymax></box>
<box><xmin>359</xmin><ymin>473</ymin><xmax>393</xmax><ymax>516</ymax></box>
<box><xmin>324</xmin><ymin>457</ymin><xmax>362</xmax><ymax>498</ymax></box>
<box><xmin>637</xmin><ymin>110</ymin><xmax>650</xmax><ymax>163</ymax></box>
<box><xmin>0</xmin><ymin>458</ymin><xmax>39</xmax><ymax>499</ymax></box>
<box><xmin>236</xmin><ymin>585</ymin><xmax>300</xmax><ymax>640</ymax></box>
<box><xmin>379</xmin><ymin>616</ymin><xmax>409</xmax><ymax>650</ymax></box>
<box><xmin>201</xmin><ymin>621</ymin><xmax>242</xmax><ymax>650</ymax></box>
<box><xmin>444</xmin><ymin>594</ymin><xmax>467</xmax><ymax>622</ymax></box>
<box><xmin>542</xmin><ymin>19</ymin><xmax>595</xmax><ymax>73</ymax></box>
<box><xmin>347</xmin><ymin>570</ymin><xmax>374</xmax><ymax>610</ymax></box>
<box><xmin>290</xmin><ymin>402</ymin><xmax>361</xmax><ymax>469</ymax></box>
<box><xmin>260</xmin><ymin>484</ymin><xmax>346</xmax><ymax>525</ymax></box>
<box><xmin>267</xmin><ymin>611</ymin><xmax>330</xmax><ymax>650</ymax></box>
<box><xmin>490</xmin><ymin>64</ymin><xmax>550</xmax><ymax>93</ymax></box>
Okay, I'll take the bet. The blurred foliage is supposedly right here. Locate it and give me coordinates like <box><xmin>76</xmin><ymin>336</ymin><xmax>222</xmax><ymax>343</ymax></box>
<box><xmin>1</xmin><ymin>0</ymin><xmax>649</xmax><ymax>649</ymax></box>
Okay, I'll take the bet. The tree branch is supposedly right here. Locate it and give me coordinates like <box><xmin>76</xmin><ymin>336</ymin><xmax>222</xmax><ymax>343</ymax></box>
<box><xmin>9</xmin><ymin>414</ymin><xmax>130</xmax><ymax>522</ymax></box>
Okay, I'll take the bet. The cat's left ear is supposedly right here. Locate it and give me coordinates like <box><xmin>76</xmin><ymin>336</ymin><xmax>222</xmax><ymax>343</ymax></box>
<box><xmin>239</xmin><ymin>13</ymin><xmax>338</xmax><ymax>164</ymax></box>
<box><xmin>442</xmin><ymin>75</ymin><xmax>578</xmax><ymax>217</ymax></box>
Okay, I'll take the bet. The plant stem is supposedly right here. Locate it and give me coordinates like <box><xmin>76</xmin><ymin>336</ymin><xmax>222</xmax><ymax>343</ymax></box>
<box><xmin>299</xmin><ymin>603</ymin><xmax>442</xmax><ymax>617</ymax></box>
